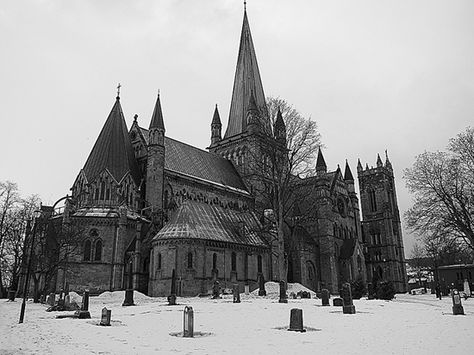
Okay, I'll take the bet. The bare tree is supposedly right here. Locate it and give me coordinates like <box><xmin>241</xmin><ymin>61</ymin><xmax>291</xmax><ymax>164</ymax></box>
<box><xmin>0</xmin><ymin>181</ymin><xmax>21</xmax><ymax>297</ymax></box>
<box><xmin>404</xmin><ymin>127</ymin><xmax>474</xmax><ymax>252</ymax></box>
<box><xmin>251</xmin><ymin>97</ymin><xmax>321</xmax><ymax>282</ymax></box>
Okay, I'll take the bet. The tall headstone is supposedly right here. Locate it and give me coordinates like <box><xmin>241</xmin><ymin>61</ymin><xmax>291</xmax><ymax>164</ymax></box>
<box><xmin>183</xmin><ymin>306</ymin><xmax>194</xmax><ymax>338</ymax></box>
<box><xmin>279</xmin><ymin>280</ymin><xmax>288</xmax><ymax>303</ymax></box>
<box><xmin>212</xmin><ymin>280</ymin><xmax>221</xmax><ymax>299</ymax></box>
<box><xmin>258</xmin><ymin>274</ymin><xmax>266</xmax><ymax>296</ymax></box>
<box><xmin>100</xmin><ymin>307</ymin><xmax>112</xmax><ymax>326</ymax></box>
<box><xmin>321</xmin><ymin>289</ymin><xmax>330</xmax><ymax>306</ymax></box>
<box><xmin>288</xmin><ymin>308</ymin><xmax>306</xmax><ymax>332</ymax></box>
<box><xmin>367</xmin><ymin>282</ymin><xmax>375</xmax><ymax>300</ymax></box>
<box><xmin>341</xmin><ymin>283</ymin><xmax>356</xmax><ymax>314</ymax></box>
<box><xmin>244</xmin><ymin>284</ymin><xmax>250</xmax><ymax>295</ymax></box>
<box><xmin>168</xmin><ymin>269</ymin><xmax>177</xmax><ymax>305</ymax></box>
<box><xmin>8</xmin><ymin>289</ymin><xmax>16</xmax><ymax>302</ymax></box>
<box><xmin>122</xmin><ymin>289</ymin><xmax>135</xmax><ymax>306</ymax></box>
<box><xmin>75</xmin><ymin>290</ymin><xmax>91</xmax><ymax>319</ymax></box>
<box><xmin>463</xmin><ymin>279</ymin><xmax>471</xmax><ymax>296</ymax></box>
<box><xmin>233</xmin><ymin>284</ymin><xmax>241</xmax><ymax>303</ymax></box>
<box><xmin>451</xmin><ymin>289</ymin><xmax>465</xmax><ymax>315</ymax></box>
<box><xmin>47</xmin><ymin>293</ymin><xmax>56</xmax><ymax>306</ymax></box>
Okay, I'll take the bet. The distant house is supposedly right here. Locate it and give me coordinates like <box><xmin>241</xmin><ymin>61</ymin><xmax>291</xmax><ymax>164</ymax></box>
<box><xmin>437</xmin><ymin>264</ymin><xmax>474</xmax><ymax>292</ymax></box>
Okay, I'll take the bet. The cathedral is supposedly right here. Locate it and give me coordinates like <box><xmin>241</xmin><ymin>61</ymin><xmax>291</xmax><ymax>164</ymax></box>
<box><xmin>48</xmin><ymin>8</ymin><xmax>407</xmax><ymax>296</ymax></box>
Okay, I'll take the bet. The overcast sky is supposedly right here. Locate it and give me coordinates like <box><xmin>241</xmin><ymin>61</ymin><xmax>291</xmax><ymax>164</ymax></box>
<box><xmin>1</xmin><ymin>0</ymin><xmax>473</xmax><ymax>257</ymax></box>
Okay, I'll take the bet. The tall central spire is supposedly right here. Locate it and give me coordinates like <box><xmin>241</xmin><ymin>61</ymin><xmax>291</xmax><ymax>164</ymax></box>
<box><xmin>224</xmin><ymin>8</ymin><xmax>269</xmax><ymax>138</ymax></box>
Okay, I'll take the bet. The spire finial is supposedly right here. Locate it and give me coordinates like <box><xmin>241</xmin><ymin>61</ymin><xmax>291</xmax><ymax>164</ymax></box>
<box><xmin>244</xmin><ymin>0</ymin><xmax>247</xmax><ymax>11</ymax></box>
<box><xmin>116</xmin><ymin>83</ymin><xmax>121</xmax><ymax>99</ymax></box>
<box><xmin>158</xmin><ymin>88</ymin><xmax>160</xmax><ymax>97</ymax></box>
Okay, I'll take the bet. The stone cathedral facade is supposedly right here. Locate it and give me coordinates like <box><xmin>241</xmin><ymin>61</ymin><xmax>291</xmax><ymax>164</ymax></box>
<box><xmin>50</xmin><ymin>8</ymin><xmax>407</xmax><ymax>296</ymax></box>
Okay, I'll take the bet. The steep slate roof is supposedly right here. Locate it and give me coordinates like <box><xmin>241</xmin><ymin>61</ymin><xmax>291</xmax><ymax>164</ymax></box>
<box><xmin>211</xmin><ymin>105</ymin><xmax>221</xmax><ymax>125</ymax></box>
<box><xmin>153</xmin><ymin>200</ymin><xmax>267</xmax><ymax>247</ymax></box>
<box><xmin>164</xmin><ymin>137</ymin><xmax>248</xmax><ymax>193</ymax></box>
<box><xmin>224</xmin><ymin>9</ymin><xmax>269</xmax><ymax>138</ymax></box>
<box><xmin>83</xmin><ymin>97</ymin><xmax>141</xmax><ymax>185</ymax></box>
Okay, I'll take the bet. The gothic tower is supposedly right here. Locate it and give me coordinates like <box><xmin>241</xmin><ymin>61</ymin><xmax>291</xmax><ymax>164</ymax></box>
<box><xmin>146</xmin><ymin>93</ymin><xmax>166</xmax><ymax>221</ymax></box>
<box><xmin>208</xmin><ymin>8</ymin><xmax>277</xmax><ymax>210</ymax></box>
<box><xmin>358</xmin><ymin>153</ymin><xmax>408</xmax><ymax>293</ymax></box>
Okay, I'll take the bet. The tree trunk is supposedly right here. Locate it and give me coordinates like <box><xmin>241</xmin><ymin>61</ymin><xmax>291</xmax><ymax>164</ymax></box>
<box><xmin>277</xmin><ymin>193</ymin><xmax>287</xmax><ymax>283</ymax></box>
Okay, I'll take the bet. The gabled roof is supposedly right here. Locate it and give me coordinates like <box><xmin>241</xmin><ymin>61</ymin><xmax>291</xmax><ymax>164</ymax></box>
<box><xmin>153</xmin><ymin>200</ymin><xmax>268</xmax><ymax>247</ymax></box>
<box><xmin>82</xmin><ymin>97</ymin><xmax>140</xmax><ymax>185</ymax></box>
<box><xmin>224</xmin><ymin>9</ymin><xmax>269</xmax><ymax>138</ymax></box>
<box><xmin>164</xmin><ymin>137</ymin><xmax>248</xmax><ymax>193</ymax></box>
<box><xmin>344</xmin><ymin>160</ymin><xmax>354</xmax><ymax>181</ymax></box>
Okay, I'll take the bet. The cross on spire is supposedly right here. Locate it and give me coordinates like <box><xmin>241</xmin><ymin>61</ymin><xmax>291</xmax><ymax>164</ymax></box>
<box><xmin>244</xmin><ymin>1</ymin><xmax>246</xmax><ymax>11</ymax></box>
<box><xmin>117</xmin><ymin>83</ymin><xmax>121</xmax><ymax>98</ymax></box>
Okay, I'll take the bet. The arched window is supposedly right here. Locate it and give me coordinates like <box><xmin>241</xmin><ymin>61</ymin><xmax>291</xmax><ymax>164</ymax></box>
<box><xmin>94</xmin><ymin>239</ymin><xmax>102</xmax><ymax>261</ymax></box>
<box><xmin>212</xmin><ymin>253</ymin><xmax>217</xmax><ymax>270</ymax></box>
<box><xmin>369</xmin><ymin>190</ymin><xmax>377</xmax><ymax>212</ymax></box>
<box><xmin>83</xmin><ymin>240</ymin><xmax>91</xmax><ymax>261</ymax></box>
<box><xmin>231</xmin><ymin>252</ymin><xmax>237</xmax><ymax>271</ymax></box>
<box><xmin>100</xmin><ymin>180</ymin><xmax>105</xmax><ymax>200</ymax></box>
<box><xmin>157</xmin><ymin>253</ymin><xmax>162</xmax><ymax>269</ymax></box>
<box><xmin>187</xmin><ymin>252</ymin><xmax>193</xmax><ymax>269</ymax></box>
<box><xmin>257</xmin><ymin>255</ymin><xmax>262</xmax><ymax>273</ymax></box>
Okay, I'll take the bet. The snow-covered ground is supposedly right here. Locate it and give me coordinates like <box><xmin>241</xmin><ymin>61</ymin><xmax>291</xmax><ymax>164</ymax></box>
<box><xmin>1</xmin><ymin>285</ymin><xmax>473</xmax><ymax>354</ymax></box>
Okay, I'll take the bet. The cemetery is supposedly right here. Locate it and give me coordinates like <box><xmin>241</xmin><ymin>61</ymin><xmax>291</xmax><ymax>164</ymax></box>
<box><xmin>1</xmin><ymin>282</ymin><xmax>473</xmax><ymax>354</ymax></box>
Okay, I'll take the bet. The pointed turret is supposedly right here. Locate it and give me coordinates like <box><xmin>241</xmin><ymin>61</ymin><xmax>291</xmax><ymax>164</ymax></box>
<box><xmin>210</xmin><ymin>104</ymin><xmax>222</xmax><ymax>146</ymax></box>
<box><xmin>149</xmin><ymin>93</ymin><xmax>165</xmax><ymax>146</ymax></box>
<box><xmin>344</xmin><ymin>160</ymin><xmax>354</xmax><ymax>182</ymax></box>
<box><xmin>224</xmin><ymin>8</ymin><xmax>269</xmax><ymax>138</ymax></box>
<box><xmin>376</xmin><ymin>153</ymin><xmax>383</xmax><ymax>168</ymax></box>
<box><xmin>146</xmin><ymin>93</ymin><xmax>166</xmax><ymax>217</ymax></box>
<box><xmin>385</xmin><ymin>150</ymin><xmax>393</xmax><ymax>171</ymax></box>
<box><xmin>357</xmin><ymin>159</ymin><xmax>363</xmax><ymax>173</ymax></box>
<box><xmin>316</xmin><ymin>148</ymin><xmax>327</xmax><ymax>174</ymax></box>
<box><xmin>82</xmin><ymin>96</ymin><xmax>140</xmax><ymax>185</ymax></box>
<box><xmin>273</xmin><ymin>107</ymin><xmax>286</xmax><ymax>144</ymax></box>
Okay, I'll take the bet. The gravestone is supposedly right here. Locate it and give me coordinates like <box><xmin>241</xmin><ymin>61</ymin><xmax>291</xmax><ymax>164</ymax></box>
<box><xmin>122</xmin><ymin>289</ymin><xmax>135</xmax><ymax>306</ymax></box>
<box><xmin>451</xmin><ymin>289</ymin><xmax>465</xmax><ymax>315</ymax></box>
<box><xmin>463</xmin><ymin>279</ymin><xmax>471</xmax><ymax>296</ymax></box>
<box><xmin>65</xmin><ymin>294</ymin><xmax>71</xmax><ymax>308</ymax></box>
<box><xmin>100</xmin><ymin>307</ymin><xmax>112</xmax><ymax>326</ymax></box>
<box><xmin>212</xmin><ymin>280</ymin><xmax>221</xmax><ymax>299</ymax></box>
<box><xmin>367</xmin><ymin>282</ymin><xmax>375</xmax><ymax>300</ymax></box>
<box><xmin>279</xmin><ymin>280</ymin><xmax>288</xmax><ymax>303</ymax></box>
<box><xmin>183</xmin><ymin>306</ymin><xmax>194</xmax><ymax>337</ymax></box>
<box><xmin>233</xmin><ymin>284</ymin><xmax>241</xmax><ymax>303</ymax></box>
<box><xmin>333</xmin><ymin>297</ymin><xmax>343</xmax><ymax>306</ymax></box>
<box><xmin>8</xmin><ymin>289</ymin><xmax>16</xmax><ymax>301</ymax></box>
<box><xmin>288</xmin><ymin>308</ymin><xmax>306</xmax><ymax>332</ymax></box>
<box><xmin>75</xmin><ymin>290</ymin><xmax>91</xmax><ymax>319</ymax></box>
<box><xmin>321</xmin><ymin>289</ymin><xmax>330</xmax><ymax>306</ymax></box>
<box><xmin>289</xmin><ymin>292</ymin><xmax>297</xmax><ymax>299</ymax></box>
<box><xmin>342</xmin><ymin>282</ymin><xmax>356</xmax><ymax>314</ymax></box>
<box><xmin>168</xmin><ymin>269</ymin><xmax>177</xmax><ymax>305</ymax></box>
<box><xmin>258</xmin><ymin>274</ymin><xmax>266</xmax><ymax>296</ymax></box>
<box><xmin>47</xmin><ymin>293</ymin><xmax>56</xmax><ymax>306</ymax></box>
<box><xmin>244</xmin><ymin>284</ymin><xmax>249</xmax><ymax>295</ymax></box>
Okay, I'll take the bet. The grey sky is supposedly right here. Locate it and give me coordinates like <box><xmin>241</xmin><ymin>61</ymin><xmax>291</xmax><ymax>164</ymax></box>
<box><xmin>1</xmin><ymin>0</ymin><xmax>473</xmax><ymax>257</ymax></box>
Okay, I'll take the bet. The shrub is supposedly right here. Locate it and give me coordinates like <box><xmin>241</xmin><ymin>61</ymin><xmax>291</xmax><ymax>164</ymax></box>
<box><xmin>376</xmin><ymin>281</ymin><xmax>396</xmax><ymax>300</ymax></box>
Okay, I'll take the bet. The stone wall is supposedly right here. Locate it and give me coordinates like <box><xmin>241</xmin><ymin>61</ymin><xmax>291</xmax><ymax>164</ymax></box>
<box><xmin>149</xmin><ymin>241</ymin><xmax>270</xmax><ymax>296</ymax></box>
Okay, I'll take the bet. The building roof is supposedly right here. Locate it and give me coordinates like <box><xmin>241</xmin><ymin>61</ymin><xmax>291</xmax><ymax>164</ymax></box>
<box><xmin>82</xmin><ymin>97</ymin><xmax>141</xmax><ymax>185</ymax></box>
<box><xmin>149</xmin><ymin>93</ymin><xmax>165</xmax><ymax>131</ymax></box>
<box><xmin>164</xmin><ymin>137</ymin><xmax>248</xmax><ymax>193</ymax></box>
<box><xmin>224</xmin><ymin>9</ymin><xmax>269</xmax><ymax>138</ymax></box>
<box><xmin>153</xmin><ymin>200</ymin><xmax>268</xmax><ymax>247</ymax></box>
<box><xmin>316</xmin><ymin>148</ymin><xmax>327</xmax><ymax>172</ymax></box>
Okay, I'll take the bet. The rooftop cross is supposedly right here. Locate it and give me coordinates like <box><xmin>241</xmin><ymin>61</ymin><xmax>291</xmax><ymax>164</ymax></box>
<box><xmin>117</xmin><ymin>83</ymin><xmax>121</xmax><ymax>98</ymax></box>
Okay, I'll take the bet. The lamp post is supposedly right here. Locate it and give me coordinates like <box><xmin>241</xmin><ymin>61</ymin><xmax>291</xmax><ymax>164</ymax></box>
<box><xmin>19</xmin><ymin>210</ymin><xmax>41</xmax><ymax>324</ymax></box>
